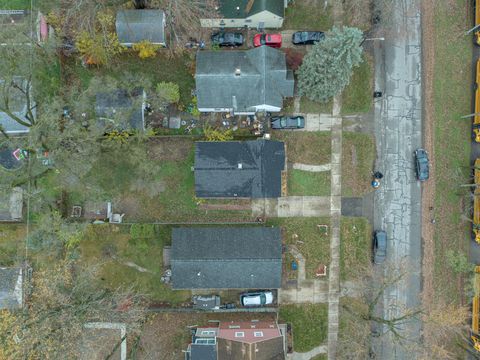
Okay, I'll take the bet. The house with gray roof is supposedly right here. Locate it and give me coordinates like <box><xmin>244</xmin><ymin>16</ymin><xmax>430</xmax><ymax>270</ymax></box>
<box><xmin>170</xmin><ymin>227</ymin><xmax>282</xmax><ymax>290</ymax></box>
<box><xmin>194</xmin><ymin>139</ymin><xmax>285</xmax><ymax>198</ymax></box>
<box><xmin>116</xmin><ymin>10</ymin><xmax>166</xmax><ymax>47</ymax></box>
<box><xmin>95</xmin><ymin>89</ymin><xmax>146</xmax><ymax>131</ymax></box>
<box><xmin>0</xmin><ymin>267</ymin><xmax>23</xmax><ymax>309</ymax></box>
<box><xmin>195</xmin><ymin>46</ymin><xmax>294</xmax><ymax>115</ymax></box>
<box><xmin>200</xmin><ymin>0</ymin><xmax>287</xmax><ymax>29</ymax></box>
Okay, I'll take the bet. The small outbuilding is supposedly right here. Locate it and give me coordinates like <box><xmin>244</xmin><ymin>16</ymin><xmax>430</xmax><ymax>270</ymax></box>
<box><xmin>115</xmin><ymin>10</ymin><xmax>166</xmax><ymax>47</ymax></box>
<box><xmin>0</xmin><ymin>267</ymin><xmax>23</xmax><ymax>309</ymax></box>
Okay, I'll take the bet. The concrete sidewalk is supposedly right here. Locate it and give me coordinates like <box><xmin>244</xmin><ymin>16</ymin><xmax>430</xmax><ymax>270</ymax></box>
<box><xmin>252</xmin><ymin>197</ymin><xmax>331</xmax><ymax>218</ymax></box>
<box><xmin>293</xmin><ymin>163</ymin><xmax>331</xmax><ymax>172</ymax></box>
<box><xmin>287</xmin><ymin>345</ymin><xmax>327</xmax><ymax>360</ymax></box>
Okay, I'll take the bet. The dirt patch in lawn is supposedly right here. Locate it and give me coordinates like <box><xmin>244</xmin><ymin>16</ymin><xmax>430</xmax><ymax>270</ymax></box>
<box><xmin>147</xmin><ymin>138</ymin><xmax>193</xmax><ymax>162</ymax></box>
<box><xmin>136</xmin><ymin>312</ymin><xmax>276</xmax><ymax>360</ymax></box>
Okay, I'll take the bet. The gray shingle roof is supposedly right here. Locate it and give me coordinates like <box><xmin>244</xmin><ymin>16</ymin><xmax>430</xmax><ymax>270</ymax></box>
<box><xmin>171</xmin><ymin>227</ymin><xmax>282</xmax><ymax>289</ymax></box>
<box><xmin>189</xmin><ymin>344</ymin><xmax>216</xmax><ymax>360</ymax></box>
<box><xmin>95</xmin><ymin>89</ymin><xmax>145</xmax><ymax>131</ymax></box>
<box><xmin>195</xmin><ymin>46</ymin><xmax>294</xmax><ymax>112</ymax></box>
<box><xmin>0</xmin><ymin>267</ymin><xmax>22</xmax><ymax>309</ymax></box>
<box><xmin>116</xmin><ymin>10</ymin><xmax>165</xmax><ymax>46</ymax></box>
<box><xmin>219</xmin><ymin>0</ymin><xmax>285</xmax><ymax>18</ymax></box>
<box><xmin>194</xmin><ymin>139</ymin><xmax>285</xmax><ymax>198</ymax></box>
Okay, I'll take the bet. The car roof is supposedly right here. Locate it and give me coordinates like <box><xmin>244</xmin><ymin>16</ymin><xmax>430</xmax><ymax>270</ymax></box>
<box><xmin>375</xmin><ymin>231</ymin><xmax>387</xmax><ymax>245</ymax></box>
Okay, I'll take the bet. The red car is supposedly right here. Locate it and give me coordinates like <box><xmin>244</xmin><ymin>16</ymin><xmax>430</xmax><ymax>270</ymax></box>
<box><xmin>253</xmin><ymin>33</ymin><xmax>282</xmax><ymax>48</ymax></box>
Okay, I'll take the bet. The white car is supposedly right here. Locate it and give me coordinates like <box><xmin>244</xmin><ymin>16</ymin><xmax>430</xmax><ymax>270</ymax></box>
<box><xmin>240</xmin><ymin>291</ymin><xmax>274</xmax><ymax>307</ymax></box>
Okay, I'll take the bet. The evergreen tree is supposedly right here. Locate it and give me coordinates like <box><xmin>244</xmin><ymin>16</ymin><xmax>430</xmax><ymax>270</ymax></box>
<box><xmin>297</xmin><ymin>26</ymin><xmax>364</xmax><ymax>103</ymax></box>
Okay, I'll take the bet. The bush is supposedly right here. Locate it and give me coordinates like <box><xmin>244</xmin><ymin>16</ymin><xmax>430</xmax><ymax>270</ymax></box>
<box><xmin>133</xmin><ymin>40</ymin><xmax>161</xmax><ymax>59</ymax></box>
<box><xmin>285</xmin><ymin>49</ymin><xmax>304</xmax><ymax>71</ymax></box>
<box><xmin>130</xmin><ymin>224</ymin><xmax>155</xmax><ymax>239</ymax></box>
<box><xmin>156</xmin><ymin>82</ymin><xmax>180</xmax><ymax>104</ymax></box>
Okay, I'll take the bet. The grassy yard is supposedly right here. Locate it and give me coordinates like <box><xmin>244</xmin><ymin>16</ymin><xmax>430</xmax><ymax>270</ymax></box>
<box><xmin>342</xmin><ymin>132</ymin><xmax>375</xmax><ymax>197</ymax></box>
<box><xmin>300</xmin><ymin>97</ymin><xmax>333</xmax><ymax>114</ymax></box>
<box><xmin>283</xmin><ymin>2</ymin><xmax>333</xmax><ymax>31</ymax></box>
<box><xmin>65</xmin><ymin>52</ymin><xmax>195</xmax><ymax>107</ymax></box>
<box><xmin>42</xmin><ymin>137</ymin><xmax>253</xmax><ymax>222</ymax></box>
<box><xmin>340</xmin><ymin>217</ymin><xmax>371</xmax><ymax>281</ymax></box>
<box><xmin>0</xmin><ymin>224</ymin><xmax>25</xmax><ymax>266</ymax></box>
<box><xmin>79</xmin><ymin>224</ymin><xmax>191</xmax><ymax>304</ymax></box>
<box><xmin>267</xmin><ymin>218</ymin><xmax>330</xmax><ymax>278</ymax></box>
<box><xmin>338</xmin><ymin>297</ymin><xmax>370</xmax><ymax>358</ymax></box>
<box><xmin>288</xmin><ymin>170</ymin><xmax>331</xmax><ymax>196</ymax></box>
<box><xmin>272</xmin><ymin>132</ymin><xmax>331</xmax><ymax>165</ymax></box>
<box><xmin>279</xmin><ymin>304</ymin><xmax>328</xmax><ymax>352</ymax></box>
<box><xmin>342</xmin><ymin>55</ymin><xmax>373</xmax><ymax>115</ymax></box>
<box><xmin>432</xmin><ymin>0</ymin><xmax>472</xmax><ymax>304</ymax></box>
<box><xmin>0</xmin><ymin>0</ymin><xmax>30</xmax><ymax>9</ymax></box>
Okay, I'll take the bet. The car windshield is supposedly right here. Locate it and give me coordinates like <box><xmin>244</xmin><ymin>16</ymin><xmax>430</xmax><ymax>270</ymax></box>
<box><xmin>301</xmin><ymin>32</ymin><xmax>309</xmax><ymax>41</ymax></box>
<box><xmin>280</xmin><ymin>118</ymin><xmax>287</xmax><ymax>127</ymax></box>
<box><xmin>260</xmin><ymin>34</ymin><xmax>266</xmax><ymax>44</ymax></box>
<box><xmin>259</xmin><ymin>293</ymin><xmax>266</xmax><ymax>304</ymax></box>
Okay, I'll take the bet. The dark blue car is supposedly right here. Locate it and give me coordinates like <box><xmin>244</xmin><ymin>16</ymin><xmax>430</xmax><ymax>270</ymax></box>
<box><xmin>373</xmin><ymin>230</ymin><xmax>387</xmax><ymax>264</ymax></box>
<box><xmin>415</xmin><ymin>148</ymin><xmax>429</xmax><ymax>181</ymax></box>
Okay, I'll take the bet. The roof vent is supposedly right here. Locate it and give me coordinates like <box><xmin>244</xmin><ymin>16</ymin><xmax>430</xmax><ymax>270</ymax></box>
<box><xmin>235</xmin><ymin>68</ymin><xmax>241</xmax><ymax>76</ymax></box>
<box><xmin>238</xmin><ymin>163</ymin><xmax>243</xmax><ymax>169</ymax></box>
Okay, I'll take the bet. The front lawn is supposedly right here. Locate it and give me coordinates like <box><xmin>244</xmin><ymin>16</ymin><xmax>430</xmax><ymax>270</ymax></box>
<box><xmin>300</xmin><ymin>97</ymin><xmax>333</xmax><ymax>114</ymax></box>
<box><xmin>342</xmin><ymin>132</ymin><xmax>375</xmax><ymax>197</ymax></box>
<box><xmin>79</xmin><ymin>224</ymin><xmax>191</xmax><ymax>304</ymax></box>
<box><xmin>288</xmin><ymin>170</ymin><xmax>330</xmax><ymax>196</ymax></box>
<box><xmin>342</xmin><ymin>55</ymin><xmax>373</xmax><ymax>114</ymax></box>
<box><xmin>283</xmin><ymin>3</ymin><xmax>333</xmax><ymax>31</ymax></box>
<box><xmin>272</xmin><ymin>132</ymin><xmax>331</xmax><ymax>165</ymax></box>
<box><xmin>267</xmin><ymin>218</ymin><xmax>330</xmax><ymax>278</ymax></box>
<box><xmin>279</xmin><ymin>304</ymin><xmax>328</xmax><ymax>352</ymax></box>
<box><xmin>340</xmin><ymin>217</ymin><xmax>371</xmax><ymax>281</ymax></box>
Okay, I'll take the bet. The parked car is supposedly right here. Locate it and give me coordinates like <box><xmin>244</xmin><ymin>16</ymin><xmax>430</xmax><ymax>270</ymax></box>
<box><xmin>270</xmin><ymin>116</ymin><xmax>305</xmax><ymax>129</ymax></box>
<box><xmin>240</xmin><ymin>291</ymin><xmax>274</xmax><ymax>307</ymax></box>
<box><xmin>211</xmin><ymin>32</ymin><xmax>244</xmax><ymax>47</ymax></box>
<box><xmin>292</xmin><ymin>31</ymin><xmax>325</xmax><ymax>45</ymax></box>
<box><xmin>253</xmin><ymin>33</ymin><xmax>282</xmax><ymax>48</ymax></box>
<box><xmin>414</xmin><ymin>148</ymin><xmax>429</xmax><ymax>181</ymax></box>
<box><xmin>373</xmin><ymin>230</ymin><xmax>387</xmax><ymax>264</ymax></box>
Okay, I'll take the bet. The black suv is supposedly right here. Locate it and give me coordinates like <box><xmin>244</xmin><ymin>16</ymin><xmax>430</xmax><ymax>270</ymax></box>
<box><xmin>373</xmin><ymin>230</ymin><xmax>387</xmax><ymax>264</ymax></box>
<box><xmin>292</xmin><ymin>31</ymin><xmax>325</xmax><ymax>45</ymax></box>
<box><xmin>414</xmin><ymin>148</ymin><xmax>429</xmax><ymax>181</ymax></box>
<box><xmin>211</xmin><ymin>32</ymin><xmax>244</xmax><ymax>47</ymax></box>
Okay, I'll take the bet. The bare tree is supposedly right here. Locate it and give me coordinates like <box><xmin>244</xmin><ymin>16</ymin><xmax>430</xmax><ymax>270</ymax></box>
<box><xmin>0</xmin><ymin>260</ymin><xmax>146</xmax><ymax>359</ymax></box>
<box><xmin>151</xmin><ymin>0</ymin><xmax>219</xmax><ymax>51</ymax></box>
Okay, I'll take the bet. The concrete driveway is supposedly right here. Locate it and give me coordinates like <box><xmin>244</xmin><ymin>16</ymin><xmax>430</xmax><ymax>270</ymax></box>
<box><xmin>372</xmin><ymin>0</ymin><xmax>423</xmax><ymax>358</ymax></box>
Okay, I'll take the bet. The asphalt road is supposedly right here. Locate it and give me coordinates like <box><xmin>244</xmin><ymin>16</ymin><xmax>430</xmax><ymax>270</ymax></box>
<box><xmin>372</xmin><ymin>0</ymin><xmax>423</xmax><ymax>358</ymax></box>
